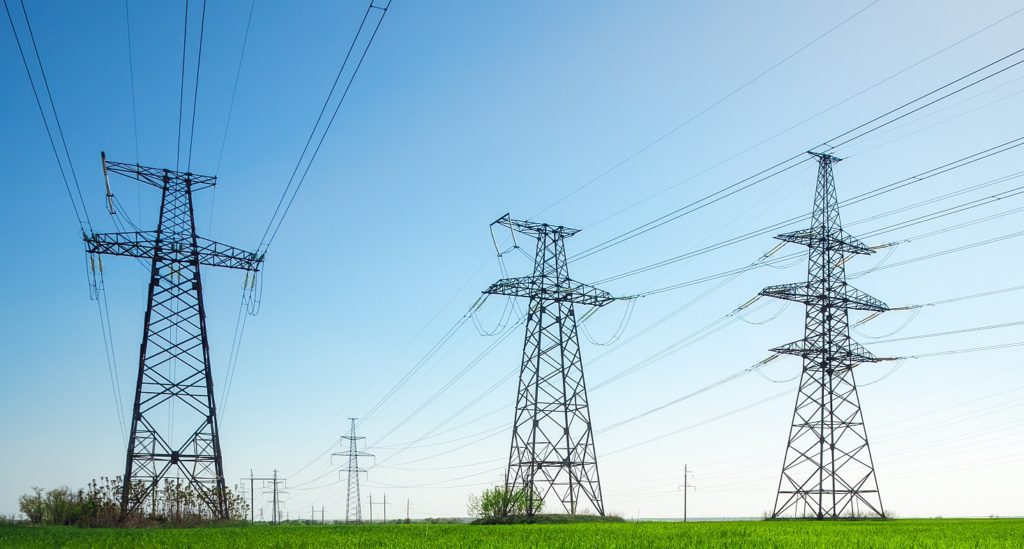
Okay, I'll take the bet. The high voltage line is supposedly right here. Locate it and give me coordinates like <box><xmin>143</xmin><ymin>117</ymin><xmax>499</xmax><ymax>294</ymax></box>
<box><xmin>14</xmin><ymin>0</ymin><xmax>1024</xmax><ymax>516</ymax></box>
<box><xmin>531</xmin><ymin>0</ymin><xmax>882</xmax><ymax>219</ymax></box>
<box><xmin>356</xmin><ymin>235</ymin><xmax>1024</xmax><ymax>468</ymax></box>
<box><xmin>258</xmin><ymin>0</ymin><xmax>391</xmax><ymax>253</ymax></box>
<box><xmin>292</xmin><ymin>28</ymin><xmax>1024</xmax><ymax>489</ymax></box>
<box><xmin>569</xmin><ymin>46</ymin><xmax>1024</xmax><ymax>263</ymax></box>
<box><xmin>592</xmin><ymin>135</ymin><xmax>1024</xmax><ymax>286</ymax></box>
<box><xmin>342</xmin><ymin>136</ymin><xmax>1024</xmax><ymax>472</ymax></box>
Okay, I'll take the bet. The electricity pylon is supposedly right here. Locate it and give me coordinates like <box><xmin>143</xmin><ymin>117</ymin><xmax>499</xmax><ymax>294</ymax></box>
<box><xmin>759</xmin><ymin>152</ymin><xmax>889</xmax><ymax>519</ymax></box>
<box><xmin>484</xmin><ymin>214</ymin><xmax>615</xmax><ymax>516</ymax></box>
<box><xmin>333</xmin><ymin>418</ymin><xmax>373</xmax><ymax>522</ymax></box>
<box><xmin>85</xmin><ymin>154</ymin><xmax>263</xmax><ymax>518</ymax></box>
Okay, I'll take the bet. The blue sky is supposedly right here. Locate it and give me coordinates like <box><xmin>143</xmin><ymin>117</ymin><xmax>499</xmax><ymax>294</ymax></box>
<box><xmin>1</xmin><ymin>0</ymin><xmax>1023</xmax><ymax>520</ymax></box>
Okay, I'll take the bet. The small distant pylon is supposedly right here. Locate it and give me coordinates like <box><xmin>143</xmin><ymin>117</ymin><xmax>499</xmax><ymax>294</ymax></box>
<box><xmin>333</xmin><ymin>418</ymin><xmax>373</xmax><ymax>522</ymax></box>
<box><xmin>760</xmin><ymin>152</ymin><xmax>890</xmax><ymax>519</ymax></box>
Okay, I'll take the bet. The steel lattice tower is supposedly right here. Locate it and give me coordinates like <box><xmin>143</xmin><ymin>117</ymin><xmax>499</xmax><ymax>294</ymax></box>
<box><xmin>759</xmin><ymin>152</ymin><xmax>889</xmax><ymax>519</ymax></box>
<box><xmin>484</xmin><ymin>214</ymin><xmax>615</xmax><ymax>516</ymax></box>
<box><xmin>85</xmin><ymin>155</ymin><xmax>263</xmax><ymax>518</ymax></box>
<box><xmin>333</xmin><ymin>418</ymin><xmax>373</xmax><ymax>522</ymax></box>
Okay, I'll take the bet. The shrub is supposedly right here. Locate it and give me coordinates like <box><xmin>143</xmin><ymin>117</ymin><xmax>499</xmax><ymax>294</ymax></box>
<box><xmin>467</xmin><ymin>486</ymin><xmax>544</xmax><ymax>519</ymax></box>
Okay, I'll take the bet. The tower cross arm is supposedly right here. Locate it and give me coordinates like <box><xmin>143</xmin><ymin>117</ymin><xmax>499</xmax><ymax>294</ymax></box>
<box><xmin>492</xmin><ymin>213</ymin><xmax>581</xmax><ymax>239</ymax></box>
<box><xmin>334</xmin><ymin>451</ymin><xmax>375</xmax><ymax>458</ymax></box>
<box><xmin>484</xmin><ymin>276</ymin><xmax>615</xmax><ymax>307</ymax></box>
<box><xmin>85</xmin><ymin>232</ymin><xmax>264</xmax><ymax>272</ymax></box>
<box><xmin>104</xmin><ymin>159</ymin><xmax>217</xmax><ymax>190</ymax></box>
<box><xmin>759</xmin><ymin>281</ymin><xmax>888</xmax><ymax>312</ymax></box>
<box><xmin>775</xmin><ymin>228</ymin><xmax>874</xmax><ymax>255</ymax></box>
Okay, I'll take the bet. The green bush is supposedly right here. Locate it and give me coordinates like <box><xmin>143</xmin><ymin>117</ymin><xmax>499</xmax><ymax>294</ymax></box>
<box><xmin>467</xmin><ymin>486</ymin><xmax>544</xmax><ymax>519</ymax></box>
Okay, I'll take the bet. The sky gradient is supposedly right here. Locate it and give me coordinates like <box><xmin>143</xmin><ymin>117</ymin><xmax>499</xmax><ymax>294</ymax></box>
<box><xmin>1</xmin><ymin>0</ymin><xmax>1023</xmax><ymax>520</ymax></box>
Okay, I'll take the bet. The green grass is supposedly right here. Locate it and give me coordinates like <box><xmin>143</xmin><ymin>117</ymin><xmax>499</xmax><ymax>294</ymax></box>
<box><xmin>1</xmin><ymin>518</ymin><xmax>1022</xmax><ymax>548</ymax></box>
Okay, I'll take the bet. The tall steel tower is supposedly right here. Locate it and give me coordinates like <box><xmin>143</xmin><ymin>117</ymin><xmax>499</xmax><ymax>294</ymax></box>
<box><xmin>85</xmin><ymin>155</ymin><xmax>263</xmax><ymax>518</ymax></box>
<box><xmin>484</xmin><ymin>214</ymin><xmax>615</xmax><ymax>516</ymax></box>
<box><xmin>759</xmin><ymin>152</ymin><xmax>889</xmax><ymax>519</ymax></box>
<box><xmin>333</xmin><ymin>418</ymin><xmax>373</xmax><ymax>522</ymax></box>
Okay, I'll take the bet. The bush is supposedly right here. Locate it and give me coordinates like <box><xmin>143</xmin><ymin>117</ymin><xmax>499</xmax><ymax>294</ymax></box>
<box><xmin>15</xmin><ymin>476</ymin><xmax>249</xmax><ymax>527</ymax></box>
<box><xmin>467</xmin><ymin>486</ymin><xmax>544</xmax><ymax>519</ymax></box>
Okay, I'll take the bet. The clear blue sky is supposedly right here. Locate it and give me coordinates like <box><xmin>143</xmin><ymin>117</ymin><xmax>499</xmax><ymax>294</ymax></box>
<box><xmin>1</xmin><ymin>0</ymin><xmax>1023</xmax><ymax>520</ymax></box>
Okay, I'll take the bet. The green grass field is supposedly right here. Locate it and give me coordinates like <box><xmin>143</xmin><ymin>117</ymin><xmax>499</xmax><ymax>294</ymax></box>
<box><xmin>1</xmin><ymin>519</ymin><xmax>1022</xmax><ymax>548</ymax></box>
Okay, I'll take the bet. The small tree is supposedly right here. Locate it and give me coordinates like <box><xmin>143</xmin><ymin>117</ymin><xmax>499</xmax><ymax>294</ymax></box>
<box><xmin>468</xmin><ymin>485</ymin><xmax>544</xmax><ymax>518</ymax></box>
<box><xmin>18</xmin><ymin>488</ymin><xmax>44</xmax><ymax>524</ymax></box>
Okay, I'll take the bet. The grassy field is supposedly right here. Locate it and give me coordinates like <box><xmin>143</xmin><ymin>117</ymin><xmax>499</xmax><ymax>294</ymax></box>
<box><xmin>1</xmin><ymin>518</ymin><xmax>1022</xmax><ymax>548</ymax></box>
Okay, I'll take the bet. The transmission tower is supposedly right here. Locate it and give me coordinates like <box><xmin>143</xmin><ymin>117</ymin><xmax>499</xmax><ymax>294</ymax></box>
<box><xmin>85</xmin><ymin>154</ymin><xmax>263</xmax><ymax>518</ymax></box>
<box><xmin>759</xmin><ymin>152</ymin><xmax>889</xmax><ymax>519</ymax></box>
<box><xmin>333</xmin><ymin>418</ymin><xmax>373</xmax><ymax>523</ymax></box>
<box><xmin>484</xmin><ymin>214</ymin><xmax>615</xmax><ymax>516</ymax></box>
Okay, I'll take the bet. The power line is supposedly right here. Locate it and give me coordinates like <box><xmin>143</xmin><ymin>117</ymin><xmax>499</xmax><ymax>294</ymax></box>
<box><xmin>530</xmin><ymin>0</ymin><xmax>880</xmax><ymax>219</ymax></box>
<box><xmin>578</xmin><ymin>5</ymin><xmax>1024</xmax><ymax>234</ymax></box>
<box><xmin>175</xmin><ymin>0</ymin><xmax>190</xmax><ymax>171</ymax></box>
<box><xmin>215</xmin><ymin>0</ymin><xmax>256</xmax><ymax>174</ymax></box>
<box><xmin>123</xmin><ymin>0</ymin><xmax>139</xmax><ymax>162</ymax></box>
<box><xmin>872</xmin><ymin>319</ymin><xmax>1024</xmax><ymax>345</ymax></box>
<box><xmin>569</xmin><ymin>47</ymin><xmax>1024</xmax><ymax>262</ymax></box>
<box><xmin>4</xmin><ymin>0</ymin><xmax>91</xmax><ymax>232</ymax></box>
<box><xmin>593</xmin><ymin>135</ymin><xmax>1024</xmax><ymax>285</ymax></box>
<box><xmin>258</xmin><ymin>1</ymin><xmax>391</xmax><ymax>252</ymax></box>
<box><xmin>186</xmin><ymin>0</ymin><xmax>208</xmax><ymax>172</ymax></box>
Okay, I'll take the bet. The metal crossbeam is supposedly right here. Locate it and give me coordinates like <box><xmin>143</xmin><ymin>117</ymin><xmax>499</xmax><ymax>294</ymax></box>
<box><xmin>760</xmin><ymin>282</ymin><xmax>888</xmax><ymax>312</ymax></box>
<box><xmin>86</xmin><ymin>232</ymin><xmax>263</xmax><ymax>272</ymax></box>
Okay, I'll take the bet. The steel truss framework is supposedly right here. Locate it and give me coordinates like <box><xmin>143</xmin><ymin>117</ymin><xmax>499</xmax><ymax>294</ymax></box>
<box><xmin>760</xmin><ymin>153</ymin><xmax>889</xmax><ymax>519</ymax></box>
<box><xmin>85</xmin><ymin>157</ymin><xmax>262</xmax><ymax>518</ymax></box>
<box><xmin>333</xmin><ymin>418</ymin><xmax>373</xmax><ymax>523</ymax></box>
<box><xmin>484</xmin><ymin>214</ymin><xmax>614</xmax><ymax>516</ymax></box>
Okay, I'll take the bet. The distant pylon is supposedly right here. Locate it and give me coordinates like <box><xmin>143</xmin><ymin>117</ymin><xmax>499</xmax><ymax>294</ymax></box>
<box><xmin>484</xmin><ymin>214</ymin><xmax>616</xmax><ymax>516</ymax></box>
<box><xmin>333</xmin><ymin>418</ymin><xmax>373</xmax><ymax>522</ymax></box>
<box><xmin>760</xmin><ymin>152</ymin><xmax>889</xmax><ymax>519</ymax></box>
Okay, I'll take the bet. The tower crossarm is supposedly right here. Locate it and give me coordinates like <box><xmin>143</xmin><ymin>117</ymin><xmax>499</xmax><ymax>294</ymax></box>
<box><xmin>104</xmin><ymin>158</ymin><xmax>217</xmax><ymax>191</ymax></box>
<box><xmin>335</xmin><ymin>451</ymin><xmax>375</xmax><ymax>458</ymax></box>
<box><xmin>492</xmin><ymin>213</ymin><xmax>581</xmax><ymax>239</ymax></box>
<box><xmin>775</xmin><ymin>228</ymin><xmax>874</xmax><ymax>255</ymax></box>
<box><xmin>771</xmin><ymin>338</ymin><xmax>887</xmax><ymax>365</ymax></box>
<box><xmin>484</xmin><ymin>276</ymin><xmax>615</xmax><ymax>306</ymax></box>
<box><xmin>85</xmin><ymin>232</ymin><xmax>264</xmax><ymax>272</ymax></box>
<box><xmin>759</xmin><ymin>282</ymin><xmax>888</xmax><ymax>312</ymax></box>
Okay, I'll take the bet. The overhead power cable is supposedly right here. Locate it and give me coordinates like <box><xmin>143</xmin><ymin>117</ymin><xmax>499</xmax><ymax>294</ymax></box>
<box><xmin>594</xmin><ymin>135</ymin><xmax>1024</xmax><ymax>285</ymax></box>
<box><xmin>186</xmin><ymin>0</ymin><xmax>207</xmax><ymax>172</ymax></box>
<box><xmin>123</xmin><ymin>0</ymin><xmax>140</xmax><ymax>162</ymax></box>
<box><xmin>258</xmin><ymin>1</ymin><xmax>390</xmax><ymax>252</ymax></box>
<box><xmin>4</xmin><ymin>0</ymin><xmax>91</xmax><ymax>232</ymax></box>
<box><xmin>175</xmin><ymin>0</ymin><xmax>190</xmax><ymax>172</ymax></box>
<box><xmin>872</xmin><ymin>319</ymin><xmax>1024</xmax><ymax>345</ymax></box>
<box><xmin>530</xmin><ymin>0</ymin><xmax>880</xmax><ymax>219</ymax></box>
<box><xmin>570</xmin><ymin>47</ymin><xmax>1024</xmax><ymax>263</ymax></box>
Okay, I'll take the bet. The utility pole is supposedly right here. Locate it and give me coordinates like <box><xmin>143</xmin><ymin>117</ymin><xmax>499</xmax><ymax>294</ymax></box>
<box><xmin>483</xmin><ymin>214</ymin><xmax>617</xmax><ymax>516</ymax></box>
<box><xmin>677</xmin><ymin>464</ymin><xmax>695</xmax><ymax>522</ymax></box>
<box><xmin>370</xmin><ymin>493</ymin><xmax>391</xmax><ymax>523</ymax></box>
<box><xmin>86</xmin><ymin>154</ymin><xmax>263</xmax><ymax>518</ymax></box>
<box><xmin>321</xmin><ymin>506</ymin><xmax>325</xmax><ymax>524</ymax></box>
<box><xmin>760</xmin><ymin>152</ymin><xmax>890</xmax><ymax>519</ymax></box>
<box><xmin>406</xmin><ymin>498</ymin><xmax>410</xmax><ymax>522</ymax></box>
<box><xmin>259</xmin><ymin>470</ymin><xmax>287</xmax><ymax>524</ymax></box>
<box><xmin>333</xmin><ymin>418</ymin><xmax>373</xmax><ymax>522</ymax></box>
<box><xmin>244</xmin><ymin>471</ymin><xmax>284</xmax><ymax>523</ymax></box>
